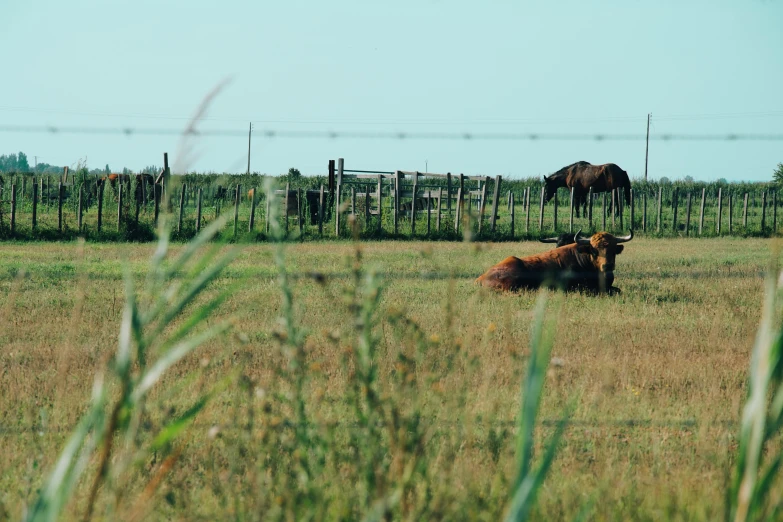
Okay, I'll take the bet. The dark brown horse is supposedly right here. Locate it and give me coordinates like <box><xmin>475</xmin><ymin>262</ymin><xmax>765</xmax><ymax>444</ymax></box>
<box><xmin>543</xmin><ymin>161</ymin><xmax>631</xmax><ymax>217</ymax></box>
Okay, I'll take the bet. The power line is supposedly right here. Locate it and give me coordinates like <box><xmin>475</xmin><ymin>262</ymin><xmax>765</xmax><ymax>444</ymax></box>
<box><xmin>0</xmin><ymin>124</ymin><xmax>782</xmax><ymax>141</ymax></box>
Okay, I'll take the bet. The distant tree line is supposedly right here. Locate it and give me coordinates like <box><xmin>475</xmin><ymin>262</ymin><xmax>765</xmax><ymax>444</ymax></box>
<box><xmin>1</xmin><ymin>150</ymin><xmax>780</xmax><ymax>186</ymax></box>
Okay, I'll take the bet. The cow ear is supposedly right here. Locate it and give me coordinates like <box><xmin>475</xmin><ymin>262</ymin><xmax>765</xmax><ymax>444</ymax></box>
<box><xmin>615</xmin><ymin>245</ymin><xmax>624</xmax><ymax>254</ymax></box>
<box><xmin>576</xmin><ymin>244</ymin><xmax>595</xmax><ymax>255</ymax></box>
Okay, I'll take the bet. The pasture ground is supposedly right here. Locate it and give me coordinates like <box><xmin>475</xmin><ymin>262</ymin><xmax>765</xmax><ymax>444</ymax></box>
<box><xmin>0</xmin><ymin>237</ymin><xmax>774</xmax><ymax>520</ymax></box>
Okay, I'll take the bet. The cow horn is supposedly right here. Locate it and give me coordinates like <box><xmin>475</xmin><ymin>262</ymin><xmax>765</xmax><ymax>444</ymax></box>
<box><xmin>615</xmin><ymin>230</ymin><xmax>634</xmax><ymax>243</ymax></box>
<box><xmin>539</xmin><ymin>236</ymin><xmax>559</xmax><ymax>243</ymax></box>
<box><xmin>574</xmin><ymin>229</ymin><xmax>592</xmax><ymax>245</ymax></box>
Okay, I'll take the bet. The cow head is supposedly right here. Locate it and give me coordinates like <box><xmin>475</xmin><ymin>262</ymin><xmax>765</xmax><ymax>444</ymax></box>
<box><xmin>574</xmin><ymin>229</ymin><xmax>633</xmax><ymax>287</ymax></box>
<box><xmin>539</xmin><ymin>233</ymin><xmax>576</xmax><ymax>247</ymax></box>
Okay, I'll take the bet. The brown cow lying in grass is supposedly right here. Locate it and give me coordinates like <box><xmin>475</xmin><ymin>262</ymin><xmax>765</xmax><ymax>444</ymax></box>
<box><xmin>476</xmin><ymin>229</ymin><xmax>633</xmax><ymax>293</ymax></box>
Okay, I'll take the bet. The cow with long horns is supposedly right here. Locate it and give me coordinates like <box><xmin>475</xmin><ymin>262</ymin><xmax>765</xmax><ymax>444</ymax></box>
<box><xmin>476</xmin><ymin>229</ymin><xmax>633</xmax><ymax>293</ymax></box>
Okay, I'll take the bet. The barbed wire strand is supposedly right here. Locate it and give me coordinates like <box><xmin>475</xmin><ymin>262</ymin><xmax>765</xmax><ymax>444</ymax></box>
<box><xmin>0</xmin><ymin>125</ymin><xmax>782</xmax><ymax>141</ymax></box>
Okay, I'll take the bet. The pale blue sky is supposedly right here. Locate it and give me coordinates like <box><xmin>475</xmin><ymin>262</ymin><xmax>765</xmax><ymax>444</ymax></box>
<box><xmin>1</xmin><ymin>0</ymin><xmax>782</xmax><ymax>181</ymax></box>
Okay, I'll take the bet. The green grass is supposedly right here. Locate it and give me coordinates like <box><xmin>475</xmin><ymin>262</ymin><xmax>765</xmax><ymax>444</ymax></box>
<box><xmin>0</xmin><ymin>235</ymin><xmax>777</xmax><ymax>520</ymax></box>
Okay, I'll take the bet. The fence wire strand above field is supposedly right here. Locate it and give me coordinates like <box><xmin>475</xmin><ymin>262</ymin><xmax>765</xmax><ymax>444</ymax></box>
<box><xmin>1</xmin><ymin>124</ymin><xmax>783</xmax><ymax>141</ymax></box>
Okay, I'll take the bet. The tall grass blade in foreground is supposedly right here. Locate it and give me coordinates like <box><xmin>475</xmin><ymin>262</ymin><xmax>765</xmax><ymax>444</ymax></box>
<box><xmin>727</xmin><ymin>251</ymin><xmax>783</xmax><ymax>522</ymax></box>
<box><xmin>504</xmin><ymin>290</ymin><xmax>571</xmax><ymax>522</ymax></box>
<box><xmin>25</xmin><ymin>215</ymin><xmax>238</xmax><ymax>522</ymax></box>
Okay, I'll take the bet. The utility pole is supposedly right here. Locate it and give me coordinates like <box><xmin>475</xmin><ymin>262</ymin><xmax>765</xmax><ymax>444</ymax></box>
<box><xmin>247</xmin><ymin>122</ymin><xmax>252</xmax><ymax>175</ymax></box>
<box><xmin>425</xmin><ymin>160</ymin><xmax>428</xmax><ymax>173</ymax></box>
<box><xmin>644</xmin><ymin>113</ymin><xmax>651</xmax><ymax>182</ymax></box>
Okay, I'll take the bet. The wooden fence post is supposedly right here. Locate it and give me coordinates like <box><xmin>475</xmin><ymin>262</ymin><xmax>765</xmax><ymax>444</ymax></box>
<box><xmin>413</xmin><ymin>173</ymin><xmax>421</xmax><ymax>234</ymax></box>
<box><xmin>32</xmin><ymin>181</ymin><xmax>38</xmax><ymax>230</ymax></box>
<box><xmin>376</xmin><ymin>175</ymin><xmax>383</xmax><ymax>234</ymax></box>
<box><xmin>264</xmin><ymin>188</ymin><xmax>270</xmax><ymax>234</ymax></box>
<box><xmin>178</xmin><ymin>184</ymin><xmax>186</xmax><ymax>233</ymax></box>
<box><xmin>611</xmin><ymin>189</ymin><xmax>616</xmax><ymax>229</ymax></box>
<box><xmin>491</xmin><ymin>175</ymin><xmax>502</xmax><ymax>233</ymax></box>
<box><xmin>602</xmin><ymin>192</ymin><xmax>607</xmax><ymax>230</ymax></box>
<box><xmin>455</xmin><ymin>187</ymin><xmax>463</xmax><ymax>233</ymax></box>
<box><xmin>478</xmin><ymin>176</ymin><xmax>489</xmax><ymax>235</ymax></box>
<box><xmin>154</xmin><ymin>182</ymin><xmax>160</xmax><ymax>226</ymax></box>
<box><xmin>553</xmin><ymin>191</ymin><xmax>558</xmax><ymax>232</ymax></box>
<box><xmin>364</xmin><ymin>186</ymin><xmax>369</xmax><ymax>232</ymax></box>
<box><xmin>134</xmin><ymin>181</ymin><xmax>141</xmax><ymax>223</ymax></box>
<box><xmin>743</xmin><ymin>193</ymin><xmax>749</xmax><ymax>228</ymax></box>
<box><xmin>163</xmin><ymin>152</ymin><xmax>171</xmax><ymax>211</ymax></box>
<box><xmin>436</xmin><ymin>188</ymin><xmax>442</xmax><ymax>232</ymax></box>
<box><xmin>426</xmin><ymin>189</ymin><xmax>431</xmax><ymax>236</ymax></box>
<box><xmin>685</xmin><ymin>192</ymin><xmax>692</xmax><ymax>236</ymax></box>
<box><xmin>716</xmin><ymin>187</ymin><xmax>722</xmax><ymax>235</ymax></box>
<box><xmin>538</xmin><ymin>186</ymin><xmax>545</xmax><ymax>231</ymax></box>
<box><xmin>761</xmin><ymin>191</ymin><xmax>767</xmax><ymax>232</ymax></box>
<box><xmin>656</xmin><ymin>186</ymin><xmax>662</xmax><ymax>233</ymax></box>
<box><xmin>458</xmin><ymin>173</ymin><xmax>464</xmax><ymax>216</ymax></box>
<box><xmin>284</xmin><ymin>182</ymin><xmax>290</xmax><ymax>235</ymax></box>
<box><xmin>351</xmin><ymin>186</ymin><xmax>356</xmax><ymax>217</ymax></box>
<box><xmin>58</xmin><ymin>181</ymin><xmax>64</xmax><ymax>232</ymax></box>
<box><xmin>729</xmin><ymin>193</ymin><xmax>733</xmax><ymax>234</ymax></box>
<box><xmin>393</xmin><ymin>170</ymin><xmax>401</xmax><ymax>235</ymax></box>
<box><xmin>629</xmin><ymin>188</ymin><xmax>635</xmax><ymax>231</ymax></box>
<box><xmin>233</xmin><ymin>184</ymin><xmax>240</xmax><ymax>237</ymax></box>
<box><xmin>335</xmin><ymin>158</ymin><xmax>344</xmax><ymax>237</ymax></box>
<box><xmin>98</xmin><ymin>182</ymin><xmax>104</xmax><ymax>232</ymax></box>
<box><xmin>319</xmin><ymin>184</ymin><xmax>325</xmax><ymax>236</ymax></box>
<box><xmin>510</xmin><ymin>192</ymin><xmax>515</xmax><ymax>238</ymax></box>
<box><xmin>10</xmin><ymin>184</ymin><xmax>16</xmax><ymax>234</ymax></box>
<box><xmin>643</xmin><ymin>191</ymin><xmax>647</xmax><ymax>232</ymax></box>
<box><xmin>525</xmin><ymin>187</ymin><xmax>531</xmax><ymax>233</ymax></box>
<box><xmin>698</xmin><ymin>188</ymin><xmax>706</xmax><ymax>236</ymax></box>
<box><xmin>78</xmin><ymin>184</ymin><xmax>84</xmax><ymax>232</ymax></box>
<box><xmin>299</xmin><ymin>187</ymin><xmax>305</xmax><ymax>234</ymax></box>
<box><xmin>446</xmin><ymin>172</ymin><xmax>452</xmax><ymax>213</ymax></box>
<box><xmin>117</xmin><ymin>183</ymin><xmax>123</xmax><ymax>233</ymax></box>
<box><xmin>196</xmin><ymin>188</ymin><xmax>203</xmax><ymax>232</ymax></box>
<box><xmin>569</xmin><ymin>187</ymin><xmax>575</xmax><ymax>233</ymax></box>
<box><xmin>618</xmin><ymin>188</ymin><xmax>624</xmax><ymax>230</ymax></box>
<box><xmin>671</xmin><ymin>188</ymin><xmax>678</xmax><ymax>234</ymax></box>
<box><xmin>249</xmin><ymin>187</ymin><xmax>257</xmax><ymax>232</ymax></box>
<box><xmin>588</xmin><ymin>187</ymin><xmax>594</xmax><ymax>229</ymax></box>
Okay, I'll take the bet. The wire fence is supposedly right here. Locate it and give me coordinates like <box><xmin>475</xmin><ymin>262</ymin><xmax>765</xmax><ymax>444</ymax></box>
<box><xmin>0</xmin><ymin>163</ymin><xmax>780</xmax><ymax>241</ymax></box>
<box><xmin>1</xmin><ymin>124</ymin><xmax>783</xmax><ymax>141</ymax></box>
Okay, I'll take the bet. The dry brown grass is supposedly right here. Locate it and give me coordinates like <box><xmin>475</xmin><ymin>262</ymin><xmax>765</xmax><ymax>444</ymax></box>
<box><xmin>0</xmin><ymin>236</ymin><xmax>771</xmax><ymax>520</ymax></box>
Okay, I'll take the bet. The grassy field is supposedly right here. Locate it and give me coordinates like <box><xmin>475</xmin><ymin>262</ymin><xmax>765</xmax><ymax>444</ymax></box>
<box><xmin>0</xmin><ymin>236</ymin><xmax>775</xmax><ymax>520</ymax></box>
